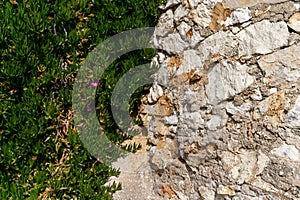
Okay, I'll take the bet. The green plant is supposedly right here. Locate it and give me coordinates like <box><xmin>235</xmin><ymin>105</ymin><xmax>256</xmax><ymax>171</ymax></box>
<box><xmin>0</xmin><ymin>0</ymin><xmax>163</xmax><ymax>198</ymax></box>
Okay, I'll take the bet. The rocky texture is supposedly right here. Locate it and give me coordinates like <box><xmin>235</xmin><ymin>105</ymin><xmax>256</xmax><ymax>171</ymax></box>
<box><xmin>107</xmin><ymin>0</ymin><xmax>300</xmax><ymax>199</ymax></box>
<box><xmin>288</xmin><ymin>13</ymin><xmax>300</xmax><ymax>33</ymax></box>
<box><xmin>237</xmin><ymin>20</ymin><xmax>289</xmax><ymax>57</ymax></box>
<box><xmin>107</xmin><ymin>151</ymin><xmax>160</xmax><ymax>200</ymax></box>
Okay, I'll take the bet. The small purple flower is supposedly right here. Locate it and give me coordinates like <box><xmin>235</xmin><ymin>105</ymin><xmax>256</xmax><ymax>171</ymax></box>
<box><xmin>90</xmin><ymin>81</ymin><xmax>100</xmax><ymax>87</ymax></box>
<box><xmin>86</xmin><ymin>107</ymin><xmax>92</xmax><ymax>112</ymax></box>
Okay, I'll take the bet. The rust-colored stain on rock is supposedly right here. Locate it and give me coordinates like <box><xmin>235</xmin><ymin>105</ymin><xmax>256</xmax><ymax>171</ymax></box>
<box><xmin>209</xmin><ymin>2</ymin><xmax>231</xmax><ymax>31</ymax></box>
<box><xmin>167</xmin><ymin>55</ymin><xmax>183</xmax><ymax>68</ymax></box>
<box><xmin>159</xmin><ymin>185</ymin><xmax>176</xmax><ymax>198</ymax></box>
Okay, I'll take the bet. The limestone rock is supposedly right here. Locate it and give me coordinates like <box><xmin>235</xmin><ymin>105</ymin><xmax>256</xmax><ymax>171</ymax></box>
<box><xmin>286</xmin><ymin>96</ymin><xmax>300</xmax><ymax>128</ymax></box>
<box><xmin>181</xmin><ymin>111</ymin><xmax>204</xmax><ymax>130</ymax></box>
<box><xmin>250</xmin><ymin>88</ymin><xmax>263</xmax><ymax>101</ymax></box>
<box><xmin>155</xmin><ymin>9</ymin><xmax>174</xmax><ymax>37</ymax></box>
<box><xmin>164</xmin><ymin>115</ymin><xmax>179</xmax><ymax>125</ymax></box>
<box><xmin>188</xmin><ymin>0</ymin><xmax>201</xmax><ymax>8</ymax></box>
<box><xmin>176</xmin><ymin>49</ymin><xmax>203</xmax><ymax>75</ymax></box>
<box><xmin>231</xmin><ymin>8</ymin><xmax>252</xmax><ymax>23</ymax></box>
<box><xmin>288</xmin><ymin>13</ymin><xmax>300</xmax><ymax>33</ymax></box>
<box><xmin>271</xmin><ymin>144</ymin><xmax>300</xmax><ymax>162</ymax></box>
<box><xmin>206</xmin><ymin>61</ymin><xmax>255</xmax><ymax>105</ymax></box>
<box><xmin>177</xmin><ymin>21</ymin><xmax>191</xmax><ymax>39</ymax></box>
<box><xmin>237</xmin><ymin>20</ymin><xmax>290</xmax><ymax>57</ymax></box>
<box><xmin>160</xmin><ymin>0</ymin><xmax>181</xmax><ymax>10</ymax></box>
<box><xmin>148</xmin><ymin>82</ymin><xmax>164</xmax><ymax>104</ymax></box>
<box><xmin>108</xmin><ymin>0</ymin><xmax>300</xmax><ymax>199</ymax></box>
<box><xmin>220</xmin><ymin>149</ymin><xmax>270</xmax><ymax>184</ymax></box>
<box><xmin>197</xmin><ymin>30</ymin><xmax>238</xmax><ymax>58</ymax></box>
<box><xmin>225</xmin><ymin>101</ymin><xmax>252</xmax><ymax>117</ymax></box>
<box><xmin>258</xmin><ymin>44</ymin><xmax>300</xmax><ymax>86</ymax></box>
<box><xmin>189</xmin><ymin>29</ymin><xmax>204</xmax><ymax>47</ymax></box>
<box><xmin>174</xmin><ymin>5</ymin><xmax>189</xmax><ymax>23</ymax></box>
<box><xmin>223</xmin><ymin>0</ymin><xmax>289</xmax><ymax>9</ymax></box>
<box><xmin>224</xmin><ymin>7</ymin><xmax>252</xmax><ymax>26</ymax></box>
<box><xmin>296</xmin><ymin>3</ymin><xmax>300</xmax><ymax>11</ymax></box>
<box><xmin>189</xmin><ymin>4</ymin><xmax>212</xmax><ymax>28</ymax></box>
<box><xmin>155</xmin><ymin>32</ymin><xmax>188</xmax><ymax>54</ymax></box>
<box><xmin>217</xmin><ymin>185</ymin><xmax>236</xmax><ymax>196</ymax></box>
<box><xmin>207</xmin><ymin>109</ymin><xmax>228</xmax><ymax>130</ymax></box>
<box><xmin>199</xmin><ymin>186</ymin><xmax>215</xmax><ymax>200</ymax></box>
<box><xmin>109</xmin><ymin>151</ymin><xmax>160</xmax><ymax>200</ymax></box>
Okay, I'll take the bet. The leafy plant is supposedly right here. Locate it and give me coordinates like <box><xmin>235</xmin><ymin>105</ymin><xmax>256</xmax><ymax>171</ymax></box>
<box><xmin>0</xmin><ymin>0</ymin><xmax>163</xmax><ymax>198</ymax></box>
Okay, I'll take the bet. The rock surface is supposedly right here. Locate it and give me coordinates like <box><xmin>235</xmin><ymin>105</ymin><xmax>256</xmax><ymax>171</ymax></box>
<box><xmin>288</xmin><ymin>12</ymin><xmax>300</xmax><ymax>33</ymax></box>
<box><xmin>107</xmin><ymin>0</ymin><xmax>300</xmax><ymax>199</ymax></box>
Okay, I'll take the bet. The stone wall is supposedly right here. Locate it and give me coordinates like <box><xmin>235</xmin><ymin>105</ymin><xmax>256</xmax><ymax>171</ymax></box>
<box><xmin>106</xmin><ymin>0</ymin><xmax>300</xmax><ymax>199</ymax></box>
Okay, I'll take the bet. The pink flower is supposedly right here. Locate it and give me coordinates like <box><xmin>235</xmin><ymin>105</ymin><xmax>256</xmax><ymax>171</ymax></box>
<box><xmin>90</xmin><ymin>81</ymin><xmax>100</xmax><ymax>87</ymax></box>
<box><xmin>86</xmin><ymin>107</ymin><xmax>92</xmax><ymax>112</ymax></box>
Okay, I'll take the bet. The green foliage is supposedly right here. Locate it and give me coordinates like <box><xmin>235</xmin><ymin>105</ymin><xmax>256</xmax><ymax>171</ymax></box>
<box><xmin>96</xmin><ymin>49</ymin><xmax>157</xmax><ymax>143</ymax></box>
<box><xmin>0</xmin><ymin>0</ymin><xmax>163</xmax><ymax>198</ymax></box>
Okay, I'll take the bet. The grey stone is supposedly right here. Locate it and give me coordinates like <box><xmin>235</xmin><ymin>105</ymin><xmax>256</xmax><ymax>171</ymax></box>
<box><xmin>164</xmin><ymin>115</ymin><xmax>179</xmax><ymax>125</ymax></box>
<box><xmin>231</xmin><ymin>27</ymin><xmax>240</xmax><ymax>34</ymax></box>
<box><xmin>202</xmin><ymin>0</ymin><xmax>223</xmax><ymax>7</ymax></box>
<box><xmin>199</xmin><ymin>186</ymin><xmax>216</xmax><ymax>200</ymax></box>
<box><xmin>250</xmin><ymin>88</ymin><xmax>263</xmax><ymax>101</ymax></box>
<box><xmin>176</xmin><ymin>49</ymin><xmax>203</xmax><ymax>75</ymax></box>
<box><xmin>206</xmin><ymin>61</ymin><xmax>255</xmax><ymax>105</ymax></box>
<box><xmin>177</xmin><ymin>21</ymin><xmax>191</xmax><ymax>39</ymax></box>
<box><xmin>217</xmin><ymin>185</ymin><xmax>236</xmax><ymax>196</ymax></box>
<box><xmin>224</xmin><ymin>0</ymin><xmax>290</xmax><ymax>9</ymax></box>
<box><xmin>189</xmin><ymin>4</ymin><xmax>211</xmax><ymax>28</ymax></box>
<box><xmin>286</xmin><ymin>96</ymin><xmax>300</xmax><ymax>128</ymax></box>
<box><xmin>226</xmin><ymin>101</ymin><xmax>252</xmax><ymax>116</ymax></box>
<box><xmin>108</xmin><ymin>150</ymin><xmax>160</xmax><ymax>200</ymax></box>
<box><xmin>189</xmin><ymin>29</ymin><xmax>204</xmax><ymax>47</ymax></box>
<box><xmin>223</xmin><ymin>8</ymin><xmax>252</xmax><ymax>26</ymax></box>
<box><xmin>109</xmin><ymin>1</ymin><xmax>300</xmax><ymax>199</ymax></box>
<box><xmin>182</xmin><ymin>111</ymin><xmax>204</xmax><ymax>130</ymax></box>
<box><xmin>232</xmin><ymin>8</ymin><xmax>252</xmax><ymax>24</ymax></box>
<box><xmin>287</xmin><ymin>13</ymin><xmax>300</xmax><ymax>33</ymax></box>
<box><xmin>207</xmin><ymin>115</ymin><xmax>224</xmax><ymax>130</ymax></box>
<box><xmin>148</xmin><ymin>82</ymin><xmax>164</xmax><ymax>104</ymax></box>
<box><xmin>160</xmin><ymin>0</ymin><xmax>181</xmax><ymax>10</ymax></box>
<box><xmin>237</xmin><ymin>20</ymin><xmax>290</xmax><ymax>57</ymax></box>
<box><xmin>258</xmin><ymin>44</ymin><xmax>300</xmax><ymax>86</ymax></box>
<box><xmin>155</xmin><ymin>64</ymin><xmax>170</xmax><ymax>87</ymax></box>
<box><xmin>271</xmin><ymin>144</ymin><xmax>300</xmax><ymax>162</ymax></box>
<box><xmin>154</xmin><ymin>9</ymin><xmax>174</xmax><ymax>37</ymax></box>
<box><xmin>188</xmin><ymin>0</ymin><xmax>201</xmax><ymax>8</ymax></box>
<box><xmin>269</xmin><ymin>87</ymin><xmax>278</xmax><ymax>95</ymax></box>
<box><xmin>174</xmin><ymin>5</ymin><xmax>189</xmax><ymax>23</ymax></box>
<box><xmin>157</xmin><ymin>32</ymin><xmax>188</xmax><ymax>54</ymax></box>
<box><xmin>296</xmin><ymin>3</ymin><xmax>300</xmax><ymax>11</ymax></box>
<box><xmin>197</xmin><ymin>31</ymin><xmax>238</xmax><ymax>59</ymax></box>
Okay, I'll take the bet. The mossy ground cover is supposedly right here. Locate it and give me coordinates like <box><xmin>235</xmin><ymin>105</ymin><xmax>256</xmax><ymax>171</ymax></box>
<box><xmin>0</xmin><ymin>0</ymin><xmax>163</xmax><ymax>198</ymax></box>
